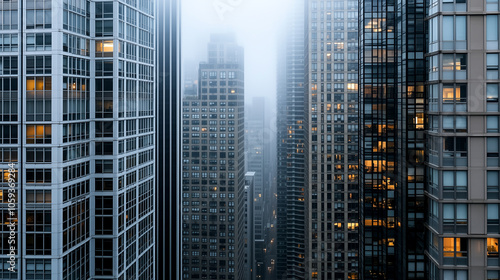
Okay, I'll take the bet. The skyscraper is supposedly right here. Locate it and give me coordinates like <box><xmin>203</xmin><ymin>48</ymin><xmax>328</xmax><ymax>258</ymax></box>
<box><xmin>304</xmin><ymin>0</ymin><xmax>360</xmax><ymax>279</ymax></box>
<box><xmin>156</xmin><ymin>0</ymin><xmax>181</xmax><ymax>279</ymax></box>
<box><xmin>359</xmin><ymin>0</ymin><xmax>427</xmax><ymax>278</ymax></box>
<box><xmin>0</xmin><ymin>0</ymin><xmax>155</xmax><ymax>278</ymax></box>
<box><xmin>426</xmin><ymin>0</ymin><xmax>500</xmax><ymax>279</ymax></box>
<box><xmin>276</xmin><ymin>0</ymin><xmax>306</xmax><ymax>278</ymax></box>
<box><xmin>181</xmin><ymin>34</ymin><xmax>245</xmax><ymax>280</ymax></box>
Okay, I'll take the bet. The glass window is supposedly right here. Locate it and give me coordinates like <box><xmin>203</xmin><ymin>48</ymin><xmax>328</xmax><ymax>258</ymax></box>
<box><xmin>444</xmin><ymin>270</ymin><xmax>467</xmax><ymax>280</ymax></box>
<box><xmin>488</xmin><ymin>238</ymin><xmax>500</xmax><ymax>258</ymax></box>
<box><xmin>443</xmin><ymin>16</ymin><xmax>454</xmax><ymax>41</ymax></box>
<box><xmin>443</xmin><ymin>237</ymin><xmax>468</xmax><ymax>257</ymax></box>
<box><xmin>488</xmin><ymin>271</ymin><xmax>499</xmax><ymax>280</ymax></box>
<box><xmin>488</xmin><ymin>137</ymin><xmax>499</xmax><ymax>156</ymax></box>
<box><xmin>487</xmin><ymin>15</ymin><xmax>499</xmax><ymax>50</ymax></box>
<box><xmin>488</xmin><ymin>116</ymin><xmax>499</xmax><ymax>132</ymax></box>
<box><xmin>487</xmin><ymin>84</ymin><xmax>499</xmax><ymax>101</ymax></box>
<box><xmin>488</xmin><ymin>55</ymin><xmax>500</xmax><ymax>79</ymax></box>
<box><xmin>488</xmin><ymin>204</ymin><xmax>499</xmax><ymax>234</ymax></box>
<box><xmin>456</xmin><ymin>17</ymin><xmax>466</xmax><ymax>41</ymax></box>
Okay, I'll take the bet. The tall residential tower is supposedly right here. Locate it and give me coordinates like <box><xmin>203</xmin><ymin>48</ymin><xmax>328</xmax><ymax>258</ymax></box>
<box><xmin>181</xmin><ymin>34</ymin><xmax>245</xmax><ymax>280</ymax></box>
<box><xmin>426</xmin><ymin>0</ymin><xmax>500</xmax><ymax>279</ymax></box>
<box><xmin>276</xmin><ymin>0</ymin><xmax>306</xmax><ymax>278</ymax></box>
<box><xmin>304</xmin><ymin>0</ymin><xmax>360</xmax><ymax>278</ymax></box>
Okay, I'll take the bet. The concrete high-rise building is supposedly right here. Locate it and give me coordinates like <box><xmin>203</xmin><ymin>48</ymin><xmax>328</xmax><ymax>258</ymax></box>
<box><xmin>156</xmin><ymin>0</ymin><xmax>181</xmax><ymax>279</ymax></box>
<box><xmin>0</xmin><ymin>0</ymin><xmax>156</xmax><ymax>278</ymax></box>
<box><xmin>425</xmin><ymin>1</ymin><xmax>500</xmax><ymax>279</ymax></box>
<box><xmin>181</xmin><ymin>34</ymin><xmax>245</xmax><ymax>280</ymax></box>
<box><xmin>276</xmin><ymin>0</ymin><xmax>306</xmax><ymax>278</ymax></box>
<box><xmin>304</xmin><ymin>0</ymin><xmax>360</xmax><ymax>279</ymax></box>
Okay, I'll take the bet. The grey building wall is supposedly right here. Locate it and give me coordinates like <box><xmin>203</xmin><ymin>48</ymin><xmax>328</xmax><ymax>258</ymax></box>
<box><xmin>426</xmin><ymin>0</ymin><xmax>500</xmax><ymax>279</ymax></box>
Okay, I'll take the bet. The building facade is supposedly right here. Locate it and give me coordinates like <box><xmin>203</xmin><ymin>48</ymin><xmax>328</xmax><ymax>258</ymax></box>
<box><xmin>0</xmin><ymin>0</ymin><xmax>156</xmax><ymax>279</ymax></box>
<box><xmin>359</xmin><ymin>0</ymin><xmax>427</xmax><ymax>278</ymax></box>
<box><xmin>276</xmin><ymin>0</ymin><xmax>306</xmax><ymax>278</ymax></box>
<box><xmin>304</xmin><ymin>0</ymin><xmax>360</xmax><ymax>279</ymax></box>
<box><xmin>426</xmin><ymin>0</ymin><xmax>500</xmax><ymax>279</ymax></box>
<box><xmin>181</xmin><ymin>34</ymin><xmax>245</xmax><ymax>280</ymax></box>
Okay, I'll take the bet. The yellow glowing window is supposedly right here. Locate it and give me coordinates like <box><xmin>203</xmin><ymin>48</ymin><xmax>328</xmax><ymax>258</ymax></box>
<box><xmin>455</xmin><ymin>87</ymin><xmax>463</xmax><ymax>100</ymax></box>
<box><xmin>443</xmin><ymin>238</ymin><xmax>455</xmax><ymax>257</ymax></box>
<box><xmin>347</xmin><ymin>83</ymin><xmax>358</xmax><ymax>91</ymax></box>
<box><xmin>488</xmin><ymin>238</ymin><xmax>499</xmax><ymax>257</ymax></box>
<box><xmin>348</xmin><ymin>273</ymin><xmax>359</xmax><ymax>280</ymax></box>
<box><xmin>387</xmin><ymin>217</ymin><xmax>395</xmax><ymax>228</ymax></box>
<box><xmin>26</xmin><ymin>125</ymin><xmax>51</xmax><ymax>144</ymax></box>
<box><xmin>26</xmin><ymin>78</ymin><xmax>35</xmax><ymax>91</ymax></box>
<box><xmin>96</xmin><ymin>40</ymin><xmax>114</xmax><ymax>56</ymax></box>
<box><xmin>414</xmin><ymin>113</ymin><xmax>424</xmax><ymax>129</ymax></box>
<box><xmin>442</xmin><ymin>87</ymin><xmax>454</xmax><ymax>102</ymax></box>
<box><xmin>334</xmin><ymin>42</ymin><xmax>344</xmax><ymax>50</ymax></box>
<box><xmin>36</xmin><ymin>79</ymin><xmax>44</xmax><ymax>90</ymax></box>
<box><xmin>388</xmin><ymin>238</ymin><xmax>395</xmax><ymax>246</ymax></box>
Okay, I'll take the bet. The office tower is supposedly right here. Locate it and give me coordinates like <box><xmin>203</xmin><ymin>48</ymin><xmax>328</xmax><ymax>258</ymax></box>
<box><xmin>244</xmin><ymin>172</ymin><xmax>256</xmax><ymax>280</ymax></box>
<box><xmin>245</xmin><ymin>97</ymin><xmax>266</xmax><ymax>278</ymax></box>
<box><xmin>276</xmin><ymin>0</ymin><xmax>306</xmax><ymax>278</ymax></box>
<box><xmin>181</xmin><ymin>34</ymin><xmax>245</xmax><ymax>280</ymax></box>
<box><xmin>303</xmin><ymin>0</ymin><xmax>360</xmax><ymax>279</ymax></box>
<box><xmin>0</xmin><ymin>0</ymin><xmax>155</xmax><ymax>278</ymax></box>
<box><xmin>156</xmin><ymin>0</ymin><xmax>181</xmax><ymax>279</ymax></box>
<box><xmin>426</xmin><ymin>0</ymin><xmax>500</xmax><ymax>279</ymax></box>
<box><xmin>359</xmin><ymin>0</ymin><xmax>427</xmax><ymax>278</ymax></box>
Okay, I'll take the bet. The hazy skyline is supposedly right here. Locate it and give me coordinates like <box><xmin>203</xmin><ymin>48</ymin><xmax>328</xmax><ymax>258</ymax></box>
<box><xmin>181</xmin><ymin>0</ymin><xmax>290</xmax><ymax>115</ymax></box>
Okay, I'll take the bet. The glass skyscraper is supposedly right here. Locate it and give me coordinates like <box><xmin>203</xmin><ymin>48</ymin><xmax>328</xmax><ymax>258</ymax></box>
<box><xmin>0</xmin><ymin>0</ymin><xmax>156</xmax><ymax>279</ymax></box>
<box><xmin>359</xmin><ymin>0</ymin><xmax>426</xmax><ymax>278</ymax></box>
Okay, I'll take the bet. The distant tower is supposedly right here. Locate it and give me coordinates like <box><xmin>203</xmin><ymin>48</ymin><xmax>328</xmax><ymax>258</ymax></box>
<box><xmin>276</xmin><ymin>0</ymin><xmax>306</xmax><ymax>278</ymax></box>
<box><xmin>181</xmin><ymin>34</ymin><xmax>246</xmax><ymax>280</ymax></box>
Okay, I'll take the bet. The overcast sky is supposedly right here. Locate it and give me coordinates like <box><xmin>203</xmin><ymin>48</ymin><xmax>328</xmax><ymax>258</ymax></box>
<box><xmin>181</xmin><ymin>0</ymin><xmax>290</xmax><ymax>114</ymax></box>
